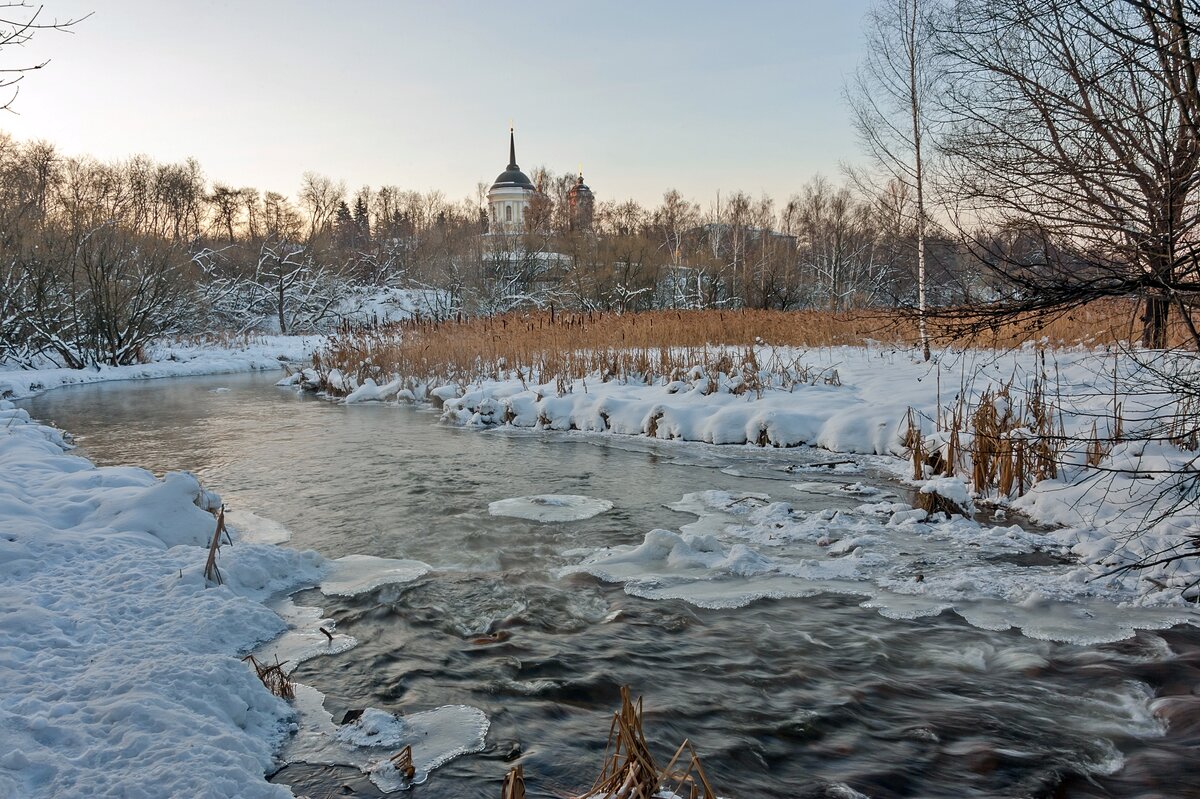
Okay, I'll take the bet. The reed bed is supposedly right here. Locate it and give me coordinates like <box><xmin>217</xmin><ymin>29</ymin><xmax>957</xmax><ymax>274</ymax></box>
<box><xmin>312</xmin><ymin>300</ymin><xmax>1177</xmax><ymax>396</ymax></box>
<box><xmin>906</xmin><ymin>360</ymin><xmax>1066</xmax><ymax>505</ymax></box>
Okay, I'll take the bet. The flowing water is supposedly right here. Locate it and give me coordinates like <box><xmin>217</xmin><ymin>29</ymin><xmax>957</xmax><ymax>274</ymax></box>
<box><xmin>19</xmin><ymin>371</ymin><xmax>1200</xmax><ymax>799</ymax></box>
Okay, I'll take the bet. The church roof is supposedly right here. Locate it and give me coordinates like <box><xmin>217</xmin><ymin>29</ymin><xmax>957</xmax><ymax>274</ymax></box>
<box><xmin>491</xmin><ymin>128</ymin><xmax>535</xmax><ymax>191</ymax></box>
<box><xmin>567</xmin><ymin>172</ymin><xmax>593</xmax><ymax>198</ymax></box>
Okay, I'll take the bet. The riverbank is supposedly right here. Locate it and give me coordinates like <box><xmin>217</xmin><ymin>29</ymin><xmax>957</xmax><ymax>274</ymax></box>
<box><xmin>0</xmin><ymin>397</ymin><xmax>490</xmax><ymax>797</ymax></box>
<box><xmin>308</xmin><ymin>343</ymin><xmax>1200</xmax><ymax>606</ymax></box>
<box><xmin>0</xmin><ymin>335</ymin><xmax>323</xmax><ymax>401</ymax></box>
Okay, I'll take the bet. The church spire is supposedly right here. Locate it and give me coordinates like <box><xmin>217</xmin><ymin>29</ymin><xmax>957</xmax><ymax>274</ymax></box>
<box><xmin>508</xmin><ymin>125</ymin><xmax>518</xmax><ymax>170</ymax></box>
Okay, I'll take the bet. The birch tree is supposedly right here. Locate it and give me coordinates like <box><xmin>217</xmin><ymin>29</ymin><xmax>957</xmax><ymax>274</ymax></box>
<box><xmin>848</xmin><ymin>0</ymin><xmax>940</xmax><ymax>359</ymax></box>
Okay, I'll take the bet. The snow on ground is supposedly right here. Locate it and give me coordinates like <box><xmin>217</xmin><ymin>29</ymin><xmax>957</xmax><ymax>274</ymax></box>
<box><xmin>332</xmin><ymin>286</ymin><xmax>451</xmax><ymax>326</ymax></box>
<box><xmin>322</xmin><ymin>343</ymin><xmax>1200</xmax><ymax>605</ymax></box>
<box><xmin>0</xmin><ymin>401</ymin><xmax>483</xmax><ymax>798</ymax></box>
<box><xmin>0</xmin><ymin>335</ymin><xmax>322</xmax><ymax>401</ymax></box>
<box><xmin>0</xmin><ymin>400</ymin><xmax>322</xmax><ymax>798</ymax></box>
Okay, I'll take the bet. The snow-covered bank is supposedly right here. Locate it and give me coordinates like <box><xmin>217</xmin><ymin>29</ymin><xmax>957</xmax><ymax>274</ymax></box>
<box><xmin>0</xmin><ymin>335</ymin><xmax>322</xmax><ymax>401</ymax></box>
<box><xmin>322</xmin><ymin>344</ymin><xmax>1200</xmax><ymax>604</ymax></box>
<box><xmin>0</xmin><ymin>401</ymin><xmax>485</xmax><ymax>797</ymax></box>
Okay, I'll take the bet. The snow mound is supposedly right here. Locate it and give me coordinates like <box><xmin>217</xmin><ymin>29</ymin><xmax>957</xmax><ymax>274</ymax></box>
<box><xmin>487</xmin><ymin>494</ymin><xmax>614</xmax><ymax>522</ymax></box>
<box><xmin>0</xmin><ymin>406</ymin><xmax>324</xmax><ymax>799</ymax></box>
<box><xmin>283</xmin><ymin>683</ymin><xmax>489</xmax><ymax>792</ymax></box>
<box><xmin>320</xmin><ymin>554</ymin><xmax>432</xmax><ymax>596</ymax></box>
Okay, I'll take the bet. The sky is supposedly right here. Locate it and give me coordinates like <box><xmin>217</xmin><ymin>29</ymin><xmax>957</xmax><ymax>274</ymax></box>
<box><xmin>2</xmin><ymin>1</ymin><xmax>875</xmax><ymax>208</ymax></box>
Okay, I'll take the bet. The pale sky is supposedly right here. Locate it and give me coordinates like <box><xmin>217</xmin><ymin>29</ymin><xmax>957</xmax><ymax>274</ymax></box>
<box><xmin>3</xmin><ymin>1</ymin><xmax>874</xmax><ymax>208</ymax></box>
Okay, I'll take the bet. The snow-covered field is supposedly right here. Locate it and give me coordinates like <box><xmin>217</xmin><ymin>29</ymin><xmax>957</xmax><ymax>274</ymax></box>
<box><xmin>324</xmin><ymin>344</ymin><xmax>1200</xmax><ymax>606</ymax></box>
<box><xmin>0</xmin><ymin>401</ymin><xmax>487</xmax><ymax>798</ymax></box>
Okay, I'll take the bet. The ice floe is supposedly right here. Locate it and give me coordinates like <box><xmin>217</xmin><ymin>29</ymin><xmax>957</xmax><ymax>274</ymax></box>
<box><xmin>282</xmin><ymin>684</ymin><xmax>490</xmax><ymax>792</ymax></box>
<box><xmin>319</xmin><ymin>554</ymin><xmax>432</xmax><ymax>596</ymax></box>
<box><xmin>487</xmin><ymin>494</ymin><xmax>614</xmax><ymax>522</ymax></box>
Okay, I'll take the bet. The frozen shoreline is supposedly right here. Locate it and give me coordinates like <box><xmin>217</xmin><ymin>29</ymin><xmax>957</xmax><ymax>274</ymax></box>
<box><xmin>317</xmin><ymin>344</ymin><xmax>1200</xmax><ymax>606</ymax></box>
<box><xmin>0</xmin><ymin>335</ymin><xmax>323</xmax><ymax>401</ymax></box>
<box><xmin>0</xmin><ymin>396</ymin><xmax>484</xmax><ymax>797</ymax></box>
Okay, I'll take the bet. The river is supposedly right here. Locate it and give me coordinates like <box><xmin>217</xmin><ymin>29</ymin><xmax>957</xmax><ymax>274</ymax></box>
<box><xmin>19</xmin><ymin>371</ymin><xmax>1200</xmax><ymax>799</ymax></box>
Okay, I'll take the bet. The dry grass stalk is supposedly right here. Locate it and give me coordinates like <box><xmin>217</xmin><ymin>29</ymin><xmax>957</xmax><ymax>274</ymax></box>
<box><xmin>241</xmin><ymin>654</ymin><xmax>294</xmax><ymax>700</ymax></box>
<box><xmin>659</xmin><ymin>739</ymin><xmax>719</xmax><ymax>799</ymax></box>
<box><xmin>389</xmin><ymin>745</ymin><xmax>416</xmax><ymax>782</ymax></box>
<box><xmin>310</xmin><ymin>300</ymin><xmax>1167</xmax><ymax>399</ymax></box>
<box><xmin>203</xmin><ymin>506</ymin><xmax>230</xmax><ymax>586</ymax></box>
<box><xmin>576</xmin><ymin>686</ymin><xmax>660</xmax><ymax>799</ymax></box>
<box><xmin>501</xmin><ymin>764</ymin><xmax>526</xmax><ymax>799</ymax></box>
<box><xmin>904</xmin><ymin>408</ymin><xmax>925</xmax><ymax>481</ymax></box>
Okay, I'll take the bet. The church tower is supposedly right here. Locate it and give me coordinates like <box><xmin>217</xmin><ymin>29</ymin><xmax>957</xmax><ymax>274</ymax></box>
<box><xmin>487</xmin><ymin>127</ymin><xmax>536</xmax><ymax>234</ymax></box>
<box><xmin>566</xmin><ymin>169</ymin><xmax>595</xmax><ymax>231</ymax></box>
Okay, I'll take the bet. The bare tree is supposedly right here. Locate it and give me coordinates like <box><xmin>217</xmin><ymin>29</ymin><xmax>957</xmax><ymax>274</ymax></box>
<box><xmin>849</xmin><ymin>0</ymin><xmax>939</xmax><ymax>359</ymax></box>
<box><xmin>0</xmin><ymin>3</ymin><xmax>89</xmax><ymax>111</ymax></box>
<box><xmin>936</xmin><ymin>0</ymin><xmax>1200</xmax><ymax>349</ymax></box>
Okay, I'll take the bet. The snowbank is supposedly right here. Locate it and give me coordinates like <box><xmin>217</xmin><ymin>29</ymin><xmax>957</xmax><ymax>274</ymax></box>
<box><xmin>0</xmin><ymin>400</ymin><xmax>325</xmax><ymax>798</ymax></box>
<box><xmin>0</xmin><ymin>335</ymin><xmax>322</xmax><ymax>401</ymax></box>
<box><xmin>0</xmin><ymin>400</ymin><xmax>481</xmax><ymax>797</ymax></box>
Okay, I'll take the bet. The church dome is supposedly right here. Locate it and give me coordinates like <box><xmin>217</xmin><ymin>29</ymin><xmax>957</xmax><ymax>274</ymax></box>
<box><xmin>491</xmin><ymin>128</ymin><xmax>535</xmax><ymax>191</ymax></box>
<box><xmin>567</xmin><ymin>173</ymin><xmax>593</xmax><ymax>200</ymax></box>
<box><xmin>491</xmin><ymin>166</ymin><xmax>535</xmax><ymax>191</ymax></box>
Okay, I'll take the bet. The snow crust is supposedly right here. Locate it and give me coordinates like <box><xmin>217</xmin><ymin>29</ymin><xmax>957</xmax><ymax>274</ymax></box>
<box><xmin>487</xmin><ymin>494</ymin><xmax>614</xmax><ymax>522</ymax></box>
<box><xmin>0</xmin><ymin>335</ymin><xmax>320</xmax><ymax>400</ymax></box>
<box><xmin>283</xmin><ymin>685</ymin><xmax>489</xmax><ymax>793</ymax></box>
<box><xmin>392</xmin><ymin>345</ymin><xmax>1200</xmax><ymax>604</ymax></box>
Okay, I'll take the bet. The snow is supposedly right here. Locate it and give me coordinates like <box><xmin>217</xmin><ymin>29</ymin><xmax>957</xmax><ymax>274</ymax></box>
<box><xmin>332</xmin><ymin>286</ymin><xmax>451</xmax><ymax>326</ymax></box>
<box><xmin>0</xmin><ymin>335</ymin><xmax>321</xmax><ymax>401</ymax></box>
<box><xmin>0</xmin><ymin>400</ymin><xmax>324</xmax><ymax>799</ymax></box>
<box><xmin>0</xmin><ymin>399</ymin><xmax>472</xmax><ymax>798</ymax></box>
<box><xmin>309</xmin><ymin>343</ymin><xmax>1200</xmax><ymax>605</ymax></box>
<box><xmin>487</xmin><ymin>494</ymin><xmax>614</xmax><ymax>522</ymax></box>
<box><xmin>556</xmin><ymin>487</ymin><xmax>1199</xmax><ymax>643</ymax></box>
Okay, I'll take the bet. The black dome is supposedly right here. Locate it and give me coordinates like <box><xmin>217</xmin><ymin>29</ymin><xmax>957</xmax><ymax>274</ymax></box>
<box><xmin>491</xmin><ymin>167</ymin><xmax>535</xmax><ymax>191</ymax></box>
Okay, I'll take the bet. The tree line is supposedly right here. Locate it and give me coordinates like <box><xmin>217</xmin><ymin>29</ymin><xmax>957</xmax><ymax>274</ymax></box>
<box><xmin>4</xmin><ymin>0</ymin><xmax>1200</xmax><ymax>367</ymax></box>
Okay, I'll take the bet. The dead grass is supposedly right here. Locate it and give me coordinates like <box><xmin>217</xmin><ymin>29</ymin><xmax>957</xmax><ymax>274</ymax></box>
<box><xmin>313</xmin><ymin>300</ymin><xmax>1181</xmax><ymax>396</ymax></box>
<box><xmin>906</xmin><ymin>362</ymin><xmax>1066</xmax><ymax>502</ymax></box>
<box><xmin>241</xmin><ymin>654</ymin><xmax>294</xmax><ymax>700</ymax></box>
<box><xmin>572</xmin><ymin>686</ymin><xmax>718</xmax><ymax>799</ymax></box>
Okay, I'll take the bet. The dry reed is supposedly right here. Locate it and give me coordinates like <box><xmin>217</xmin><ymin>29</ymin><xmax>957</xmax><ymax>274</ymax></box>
<box><xmin>389</xmin><ymin>745</ymin><xmax>416</xmax><ymax>782</ymax></box>
<box><xmin>203</xmin><ymin>506</ymin><xmax>230</xmax><ymax>585</ymax></box>
<box><xmin>312</xmin><ymin>300</ymin><xmax>1173</xmax><ymax>397</ymax></box>
<box><xmin>572</xmin><ymin>686</ymin><xmax>719</xmax><ymax>799</ymax></box>
<box><xmin>501</xmin><ymin>765</ymin><xmax>526</xmax><ymax>799</ymax></box>
<box><xmin>241</xmin><ymin>654</ymin><xmax>294</xmax><ymax>700</ymax></box>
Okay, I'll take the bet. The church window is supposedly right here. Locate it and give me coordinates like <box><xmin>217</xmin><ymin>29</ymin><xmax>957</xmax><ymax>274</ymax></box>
<box><xmin>505</xmin><ymin>205</ymin><xmax>513</xmax><ymax>222</ymax></box>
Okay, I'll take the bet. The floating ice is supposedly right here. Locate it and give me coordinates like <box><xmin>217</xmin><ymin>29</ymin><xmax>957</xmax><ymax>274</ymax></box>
<box><xmin>320</xmin><ymin>554</ymin><xmax>432</xmax><ymax>597</ymax></box>
<box><xmin>283</xmin><ymin>683</ymin><xmax>490</xmax><ymax>792</ymax></box>
<box><xmin>560</xmin><ymin>487</ymin><xmax>1200</xmax><ymax>642</ymax></box>
<box><xmin>225</xmin><ymin>508</ymin><xmax>293</xmax><ymax>545</ymax></box>
<box><xmin>251</xmin><ymin>599</ymin><xmax>357</xmax><ymax>673</ymax></box>
<box><xmin>487</xmin><ymin>494</ymin><xmax>613</xmax><ymax>522</ymax></box>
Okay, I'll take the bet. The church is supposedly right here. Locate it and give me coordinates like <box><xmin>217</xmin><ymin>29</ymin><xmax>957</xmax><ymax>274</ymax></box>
<box><xmin>487</xmin><ymin>127</ymin><xmax>594</xmax><ymax>233</ymax></box>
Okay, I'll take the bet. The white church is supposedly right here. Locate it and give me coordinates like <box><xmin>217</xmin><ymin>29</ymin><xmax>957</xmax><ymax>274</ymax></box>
<box><xmin>487</xmin><ymin>127</ymin><xmax>594</xmax><ymax>234</ymax></box>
